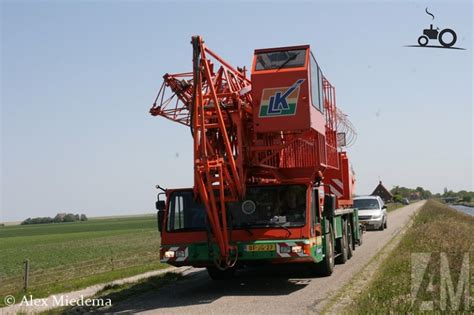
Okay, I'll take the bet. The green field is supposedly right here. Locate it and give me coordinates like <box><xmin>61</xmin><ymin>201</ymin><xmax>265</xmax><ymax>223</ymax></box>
<box><xmin>0</xmin><ymin>215</ymin><xmax>167</xmax><ymax>306</ymax></box>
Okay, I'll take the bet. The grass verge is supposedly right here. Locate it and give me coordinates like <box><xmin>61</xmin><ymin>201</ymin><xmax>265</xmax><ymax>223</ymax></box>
<box><xmin>349</xmin><ymin>200</ymin><xmax>474</xmax><ymax>313</ymax></box>
<box><xmin>1</xmin><ymin>262</ymin><xmax>169</xmax><ymax>308</ymax></box>
<box><xmin>386</xmin><ymin>202</ymin><xmax>404</xmax><ymax>212</ymax></box>
<box><xmin>0</xmin><ymin>215</ymin><xmax>167</xmax><ymax>307</ymax></box>
<box><xmin>40</xmin><ymin>271</ymin><xmax>183</xmax><ymax>314</ymax></box>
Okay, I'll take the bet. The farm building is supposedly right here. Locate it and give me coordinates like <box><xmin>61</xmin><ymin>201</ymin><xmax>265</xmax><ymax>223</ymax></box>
<box><xmin>371</xmin><ymin>181</ymin><xmax>393</xmax><ymax>203</ymax></box>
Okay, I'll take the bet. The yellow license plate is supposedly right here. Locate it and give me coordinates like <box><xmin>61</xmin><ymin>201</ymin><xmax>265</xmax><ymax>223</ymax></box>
<box><xmin>246</xmin><ymin>244</ymin><xmax>276</xmax><ymax>252</ymax></box>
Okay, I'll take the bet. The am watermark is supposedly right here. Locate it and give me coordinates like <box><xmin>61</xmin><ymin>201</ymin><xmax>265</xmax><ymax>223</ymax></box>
<box><xmin>411</xmin><ymin>252</ymin><xmax>472</xmax><ymax>311</ymax></box>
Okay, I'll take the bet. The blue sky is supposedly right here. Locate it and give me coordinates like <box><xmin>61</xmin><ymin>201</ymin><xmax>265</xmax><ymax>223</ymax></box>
<box><xmin>1</xmin><ymin>1</ymin><xmax>472</xmax><ymax>222</ymax></box>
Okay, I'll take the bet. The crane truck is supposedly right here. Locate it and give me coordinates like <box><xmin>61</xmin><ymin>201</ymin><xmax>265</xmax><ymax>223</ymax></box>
<box><xmin>150</xmin><ymin>36</ymin><xmax>362</xmax><ymax>279</ymax></box>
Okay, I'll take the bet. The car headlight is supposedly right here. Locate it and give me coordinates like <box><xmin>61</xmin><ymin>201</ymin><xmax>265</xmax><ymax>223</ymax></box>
<box><xmin>373</xmin><ymin>213</ymin><xmax>383</xmax><ymax>219</ymax></box>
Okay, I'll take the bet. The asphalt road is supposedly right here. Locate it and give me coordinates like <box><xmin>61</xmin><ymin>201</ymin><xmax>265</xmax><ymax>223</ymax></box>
<box><xmin>110</xmin><ymin>202</ymin><xmax>424</xmax><ymax>315</ymax></box>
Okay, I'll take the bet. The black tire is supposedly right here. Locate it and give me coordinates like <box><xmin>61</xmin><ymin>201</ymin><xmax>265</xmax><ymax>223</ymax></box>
<box><xmin>206</xmin><ymin>266</ymin><xmax>235</xmax><ymax>280</ymax></box>
<box><xmin>358</xmin><ymin>225</ymin><xmax>364</xmax><ymax>246</ymax></box>
<box><xmin>336</xmin><ymin>219</ymin><xmax>349</xmax><ymax>264</ymax></box>
<box><xmin>418</xmin><ymin>35</ymin><xmax>429</xmax><ymax>46</ymax></box>
<box><xmin>378</xmin><ymin>221</ymin><xmax>384</xmax><ymax>231</ymax></box>
<box><xmin>318</xmin><ymin>224</ymin><xmax>335</xmax><ymax>276</ymax></box>
<box><xmin>438</xmin><ymin>28</ymin><xmax>457</xmax><ymax>48</ymax></box>
<box><xmin>384</xmin><ymin>217</ymin><xmax>388</xmax><ymax>229</ymax></box>
<box><xmin>347</xmin><ymin>219</ymin><xmax>354</xmax><ymax>259</ymax></box>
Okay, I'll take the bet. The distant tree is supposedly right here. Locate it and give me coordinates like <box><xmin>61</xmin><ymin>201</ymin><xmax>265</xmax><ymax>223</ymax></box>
<box><xmin>20</xmin><ymin>213</ymin><xmax>91</xmax><ymax>225</ymax></box>
<box><xmin>391</xmin><ymin>186</ymin><xmax>433</xmax><ymax>200</ymax></box>
<box><xmin>390</xmin><ymin>186</ymin><xmax>412</xmax><ymax>199</ymax></box>
<box><xmin>423</xmin><ymin>190</ymin><xmax>432</xmax><ymax>199</ymax></box>
<box><xmin>393</xmin><ymin>194</ymin><xmax>403</xmax><ymax>203</ymax></box>
<box><xmin>462</xmin><ymin>195</ymin><xmax>472</xmax><ymax>202</ymax></box>
<box><xmin>24</xmin><ymin>217</ymin><xmax>54</xmax><ymax>224</ymax></box>
<box><xmin>21</xmin><ymin>218</ymin><xmax>33</xmax><ymax>225</ymax></box>
<box><xmin>63</xmin><ymin>214</ymin><xmax>76</xmax><ymax>222</ymax></box>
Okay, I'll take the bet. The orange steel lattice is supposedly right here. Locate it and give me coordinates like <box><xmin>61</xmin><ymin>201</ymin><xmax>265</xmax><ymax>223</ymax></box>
<box><xmin>151</xmin><ymin>36</ymin><xmax>252</xmax><ymax>265</ymax></box>
<box><xmin>150</xmin><ymin>36</ymin><xmax>355</xmax><ymax>266</ymax></box>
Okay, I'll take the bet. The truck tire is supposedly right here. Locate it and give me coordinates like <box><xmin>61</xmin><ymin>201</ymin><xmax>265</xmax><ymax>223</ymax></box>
<box><xmin>206</xmin><ymin>266</ymin><xmax>235</xmax><ymax>280</ymax></box>
<box><xmin>347</xmin><ymin>219</ymin><xmax>354</xmax><ymax>259</ymax></box>
<box><xmin>318</xmin><ymin>224</ymin><xmax>335</xmax><ymax>276</ymax></box>
<box><xmin>357</xmin><ymin>225</ymin><xmax>364</xmax><ymax>246</ymax></box>
<box><xmin>336</xmin><ymin>219</ymin><xmax>349</xmax><ymax>264</ymax></box>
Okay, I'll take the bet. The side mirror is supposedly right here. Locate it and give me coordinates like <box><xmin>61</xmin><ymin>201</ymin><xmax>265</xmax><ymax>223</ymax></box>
<box><xmin>157</xmin><ymin>210</ymin><xmax>165</xmax><ymax>232</ymax></box>
<box><xmin>382</xmin><ymin>205</ymin><xmax>387</xmax><ymax>209</ymax></box>
<box><xmin>156</xmin><ymin>200</ymin><xmax>166</xmax><ymax>211</ymax></box>
<box><xmin>323</xmin><ymin>194</ymin><xmax>336</xmax><ymax>217</ymax></box>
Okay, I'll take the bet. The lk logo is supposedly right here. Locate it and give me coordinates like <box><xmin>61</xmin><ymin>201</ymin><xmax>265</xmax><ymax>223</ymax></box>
<box><xmin>406</xmin><ymin>8</ymin><xmax>465</xmax><ymax>50</ymax></box>
<box><xmin>259</xmin><ymin>79</ymin><xmax>304</xmax><ymax>117</ymax></box>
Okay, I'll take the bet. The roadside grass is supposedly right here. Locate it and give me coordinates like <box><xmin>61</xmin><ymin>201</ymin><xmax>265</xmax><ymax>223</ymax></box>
<box><xmin>350</xmin><ymin>200</ymin><xmax>474</xmax><ymax>313</ymax></box>
<box><xmin>386</xmin><ymin>202</ymin><xmax>404</xmax><ymax>212</ymax></box>
<box><xmin>0</xmin><ymin>215</ymin><xmax>168</xmax><ymax>307</ymax></box>
<box><xmin>40</xmin><ymin>272</ymin><xmax>183</xmax><ymax>314</ymax></box>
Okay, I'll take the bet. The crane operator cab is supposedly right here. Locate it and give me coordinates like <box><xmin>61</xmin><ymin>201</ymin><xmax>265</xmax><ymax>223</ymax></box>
<box><xmin>251</xmin><ymin>45</ymin><xmax>326</xmax><ymax>137</ymax></box>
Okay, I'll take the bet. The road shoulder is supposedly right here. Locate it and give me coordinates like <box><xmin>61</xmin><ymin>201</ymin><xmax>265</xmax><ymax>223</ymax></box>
<box><xmin>320</xmin><ymin>201</ymin><xmax>425</xmax><ymax>314</ymax></box>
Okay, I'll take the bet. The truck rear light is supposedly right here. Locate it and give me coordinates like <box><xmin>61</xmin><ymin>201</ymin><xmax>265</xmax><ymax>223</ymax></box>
<box><xmin>164</xmin><ymin>251</ymin><xmax>176</xmax><ymax>258</ymax></box>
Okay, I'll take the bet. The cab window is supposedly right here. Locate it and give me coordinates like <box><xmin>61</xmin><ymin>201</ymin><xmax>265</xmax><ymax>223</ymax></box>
<box><xmin>310</xmin><ymin>53</ymin><xmax>324</xmax><ymax>113</ymax></box>
<box><xmin>167</xmin><ymin>191</ymin><xmax>206</xmax><ymax>232</ymax></box>
<box><xmin>255</xmin><ymin>49</ymin><xmax>306</xmax><ymax>71</ymax></box>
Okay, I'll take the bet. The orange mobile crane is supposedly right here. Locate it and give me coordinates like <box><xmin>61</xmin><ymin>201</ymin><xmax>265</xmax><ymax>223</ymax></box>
<box><xmin>150</xmin><ymin>36</ymin><xmax>362</xmax><ymax>279</ymax></box>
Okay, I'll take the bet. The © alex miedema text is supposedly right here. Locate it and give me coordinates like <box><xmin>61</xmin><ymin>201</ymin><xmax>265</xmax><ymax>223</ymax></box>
<box><xmin>19</xmin><ymin>294</ymin><xmax>112</xmax><ymax>307</ymax></box>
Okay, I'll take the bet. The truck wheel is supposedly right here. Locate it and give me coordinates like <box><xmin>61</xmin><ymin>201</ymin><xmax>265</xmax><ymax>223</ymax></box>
<box><xmin>206</xmin><ymin>266</ymin><xmax>235</xmax><ymax>280</ymax></box>
<box><xmin>318</xmin><ymin>224</ymin><xmax>335</xmax><ymax>276</ymax></box>
<box><xmin>357</xmin><ymin>225</ymin><xmax>364</xmax><ymax>246</ymax></box>
<box><xmin>347</xmin><ymin>220</ymin><xmax>354</xmax><ymax>259</ymax></box>
<box><xmin>336</xmin><ymin>220</ymin><xmax>349</xmax><ymax>264</ymax></box>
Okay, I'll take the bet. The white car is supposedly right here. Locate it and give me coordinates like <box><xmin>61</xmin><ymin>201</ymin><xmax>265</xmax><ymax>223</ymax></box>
<box><xmin>354</xmin><ymin>196</ymin><xmax>387</xmax><ymax>231</ymax></box>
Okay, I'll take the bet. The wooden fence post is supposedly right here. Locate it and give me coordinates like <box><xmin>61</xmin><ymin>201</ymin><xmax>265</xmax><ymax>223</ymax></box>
<box><xmin>23</xmin><ymin>259</ymin><xmax>29</xmax><ymax>292</ymax></box>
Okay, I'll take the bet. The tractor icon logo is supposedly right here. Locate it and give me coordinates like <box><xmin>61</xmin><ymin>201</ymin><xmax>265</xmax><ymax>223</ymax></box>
<box><xmin>406</xmin><ymin>8</ymin><xmax>464</xmax><ymax>50</ymax></box>
<box><xmin>259</xmin><ymin>79</ymin><xmax>304</xmax><ymax>117</ymax></box>
<box><xmin>418</xmin><ymin>24</ymin><xmax>456</xmax><ymax>48</ymax></box>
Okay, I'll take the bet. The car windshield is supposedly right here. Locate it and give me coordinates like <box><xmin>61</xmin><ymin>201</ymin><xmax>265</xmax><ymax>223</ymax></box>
<box><xmin>228</xmin><ymin>184</ymin><xmax>306</xmax><ymax>228</ymax></box>
<box><xmin>354</xmin><ymin>199</ymin><xmax>380</xmax><ymax>210</ymax></box>
<box><xmin>255</xmin><ymin>49</ymin><xmax>306</xmax><ymax>71</ymax></box>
